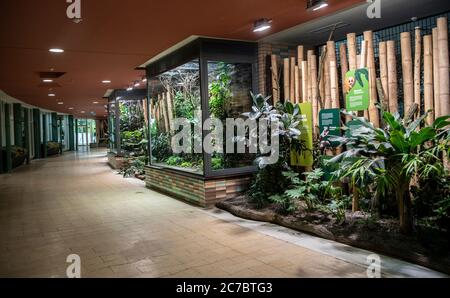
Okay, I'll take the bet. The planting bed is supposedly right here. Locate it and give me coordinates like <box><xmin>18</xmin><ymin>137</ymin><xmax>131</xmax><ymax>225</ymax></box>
<box><xmin>217</xmin><ymin>196</ymin><xmax>450</xmax><ymax>275</ymax></box>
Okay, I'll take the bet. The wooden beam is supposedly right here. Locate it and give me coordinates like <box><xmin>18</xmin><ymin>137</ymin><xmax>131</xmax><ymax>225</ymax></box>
<box><xmin>437</xmin><ymin>17</ymin><xmax>450</xmax><ymax>116</ymax></box>
<box><xmin>271</xmin><ymin>55</ymin><xmax>280</xmax><ymax>105</ymax></box>
<box><xmin>379</xmin><ymin>41</ymin><xmax>389</xmax><ymax>111</ymax></box>
<box><xmin>283</xmin><ymin>58</ymin><xmax>290</xmax><ymax>101</ymax></box>
<box><xmin>432</xmin><ymin>28</ymin><xmax>441</xmax><ymax>118</ymax></box>
<box><xmin>387</xmin><ymin>40</ymin><xmax>399</xmax><ymax>113</ymax></box>
<box><xmin>414</xmin><ymin>27</ymin><xmax>422</xmax><ymax>116</ymax></box>
<box><xmin>364</xmin><ymin>31</ymin><xmax>380</xmax><ymax>127</ymax></box>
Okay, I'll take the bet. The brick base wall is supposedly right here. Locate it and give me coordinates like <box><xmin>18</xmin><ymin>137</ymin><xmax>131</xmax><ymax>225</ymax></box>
<box><xmin>145</xmin><ymin>166</ymin><xmax>252</xmax><ymax>207</ymax></box>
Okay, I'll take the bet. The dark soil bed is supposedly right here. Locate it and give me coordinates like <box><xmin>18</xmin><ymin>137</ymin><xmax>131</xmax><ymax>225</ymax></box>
<box><xmin>217</xmin><ymin>196</ymin><xmax>450</xmax><ymax>275</ymax></box>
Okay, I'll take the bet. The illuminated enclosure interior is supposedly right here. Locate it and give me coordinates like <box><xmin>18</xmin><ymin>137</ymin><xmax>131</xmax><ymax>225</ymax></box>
<box><xmin>147</xmin><ymin>38</ymin><xmax>258</xmax><ymax>178</ymax></box>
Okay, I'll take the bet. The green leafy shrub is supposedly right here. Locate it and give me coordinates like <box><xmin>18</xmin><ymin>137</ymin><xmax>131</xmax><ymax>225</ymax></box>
<box><xmin>166</xmin><ymin>156</ymin><xmax>183</xmax><ymax>166</ymax></box>
<box><xmin>209</xmin><ymin>62</ymin><xmax>232</xmax><ymax>120</ymax></box>
<box><xmin>325</xmin><ymin>104</ymin><xmax>450</xmax><ymax>233</ymax></box>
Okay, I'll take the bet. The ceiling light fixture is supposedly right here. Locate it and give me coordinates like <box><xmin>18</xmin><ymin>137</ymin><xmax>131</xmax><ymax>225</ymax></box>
<box><xmin>93</xmin><ymin>101</ymin><xmax>99</xmax><ymax>104</ymax></box>
<box><xmin>126</xmin><ymin>87</ymin><xmax>133</xmax><ymax>91</ymax></box>
<box><xmin>253</xmin><ymin>18</ymin><xmax>272</xmax><ymax>32</ymax></box>
<box><xmin>80</xmin><ymin>111</ymin><xmax>85</xmax><ymax>113</ymax></box>
<box><xmin>42</xmin><ymin>79</ymin><xmax>53</xmax><ymax>83</ymax></box>
<box><xmin>58</xmin><ymin>102</ymin><xmax>64</xmax><ymax>105</ymax></box>
<box><xmin>307</xmin><ymin>0</ymin><xmax>328</xmax><ymax>11</ymax></box>
<box><xmin>142</xmin><ymin>77</ymin><xmax>147</xmax><ymax>82</ymax></box>
<box><xmin>102</xmin><ymin>80</ymin><xmax>111</xmax><ymax>84</ymax></box>
<box><xmin>49</xmin><ymin>48</ymin><xmax>64</xmax><ymax>53</ymax></box>
<box><xmin>48</xmin><ymin>93</ymin><xmax>56</xmax><ymax>97</ymax></box>
<box><xmin>68</xmin><ymin>107</ymin><xmax>74</xmax><ymax>110</ymax></box>
<box><xmin>134</xmin><ymin>82</ymin><xmax>140</xmax><ymax>87</ymax></box>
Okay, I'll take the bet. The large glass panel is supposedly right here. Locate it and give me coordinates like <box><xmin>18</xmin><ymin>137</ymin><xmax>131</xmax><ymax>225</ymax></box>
<box><xmin>150</xmin><ymin>59</ymin><xmax>203</xmax><ymax>174</ymax></box>
<box><xmin>207</xmin><ymin>61</ymin><xmax>255</xmax><ymax>171</ymax></box>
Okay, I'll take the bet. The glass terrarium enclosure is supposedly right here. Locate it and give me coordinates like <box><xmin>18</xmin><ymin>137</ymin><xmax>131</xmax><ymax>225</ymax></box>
<box><xmin>147</xmin><ymin>38</ymin><xmax>257</xmax><ymax>178</ymax></box>
<box><xmin>108</xmin><ymin>89</ymin><xmax>149</xmax><ymax>161</ymax></box>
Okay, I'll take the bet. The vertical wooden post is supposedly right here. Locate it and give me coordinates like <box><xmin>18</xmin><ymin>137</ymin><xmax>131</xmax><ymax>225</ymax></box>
<box><xmin>166</xmin><ymin>87</ymin><xmax>174</xmax><ymax>132</ymax></box>
<box><xmin>324</xmin><ymin>47</ymin><xmax>331</xmax><ymax>109</ymax></box>
<box><xmin>310</xmin><ymin>54</ymin><xmax>319</xmax><ymax>136</ymax></box>
<box><xmin>347</xmin><ymin>33</ymin><xmax>357</xmax><ymax>71</ymax></box>
<box><xmin>414</xmin><ymin>27</ymin><xmax>422</xmax><ymax>116</ymax></box>
<box><xmin>290</xmin><ymin>57</ymin><xmax>296</xmax><ymax>102</ymax></box>
<box><xmin>283</xmin><ymin>58</ymin><xmax>290</xmax><ymax>101</ymax></box>
<box><xmin>330</xmin><ymin>60</ymin><xmax>338</xmax><ymax>109</ymax></box>
<box><xmin>379</xmin><ymin>41</ymin><xmax>389</xmax><ymax>111</ymax></box>
<box><xmin>437</xmin><ymin>17</ymin><xmax>450</xmax><ymax>116</ymax></box>
<box><xmin>307</xmin><ymin>50</ymin><xmax>313</xmax><ymax>103</ymax></box>
<box><xmin>423</xmin><ymin>35</ymin><xmax>434</xmax><ymax>125</ymax></box>
<box><xmin>294</xmin><ymin>66</ymin><xmax>300</xmax><ymax>103</ymax></box>
<box><xmin>327</xmin><ymin>41</ymin><xmax>339</xmax><ymax>109</ymax></box>
<box><xmin>364</xmin><ymin>31</ymin><xmax>380</xmax><ymax>127</ymax></box>
<box><xmin>301</xmin><ymin>60</ymin><xmax>308</xmax><ymax>103</ymax></box>
<box><xmin>271</xmin><ymin>55</ymin><xmax>280</xmax><ymax>105</ymax></box>
<box><xmin>297</xmin><ymin>46</ymin><xmax>304</xmax><ymax>100</ymax></box>
<box><xmin>163</xmin><ymin>93</ymin><xmax>170</xmax><ymax>133</ymax></box>
<box><xmin>432</xmin><ymin>28</ymin><xmax>441</xmax><ymax>118</ymax></box>
<box><xmin>401</xmin><ymin>32</ymin><xmax>414</xmax><ymax>117</ymax></box>
<box><xmin>387</xmin><ymin>41</ymin><xmax>399</xmax><ymax>113</ymax></box>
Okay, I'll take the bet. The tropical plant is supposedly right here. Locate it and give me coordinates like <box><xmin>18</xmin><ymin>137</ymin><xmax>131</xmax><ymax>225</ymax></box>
<box><xmin>209</xmin><ymin>62</ymin><xmax>232</xmax><ymax>120</ymax></box>
<box><xmin>151</xmin><ymin>132</ymin><xmax>171</xmax><ymax>162</ymax></box>
<box><xmin>326</xmin><ymin>104</ymin><xmax>450</xmax><ymax>233</ymax></box>
<box><xmin>244</xmin><ymin>93</ymin><xmax>307</xmax><ymax>205</ymax></box>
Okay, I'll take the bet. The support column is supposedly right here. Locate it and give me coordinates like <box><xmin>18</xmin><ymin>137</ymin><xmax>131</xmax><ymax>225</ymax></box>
<box><xmin>51</xmin><ymin>112</ymin><xmax>58</xmax><ymax>142</ymax></box>
<box><xmin>0</xmin><ymin>102</ymin><xmax>3</xmax><ymax>173</ymax></box>
<box><xmin>68</xmin><ymin>115</ymin><xmax>75</xmax><ymax>151</ymax></box>
<box><xmin>4</xmin><ymin>103</ymin><xmax>12</xmax><ymax>172</ymax></box>
<box><xmin>32</xmin><ymin>109</ymin><xmax>41</xmax><ymax>158</ymax></box>
<box><xmin>13</xmin><ymin>103</ymin><xmax>23</xmax><ymax>148</ymax></box>
<box><xmin>42</xmin><ymin>114</ymin><xmax>47</xmax><ymax>158</ymax></box>
<box><xmin>24</xmin><ymin>108</ymin><xmax>30</xmax><ymax>164</ymax></box>
<box><xmin>115</xmin><ymin>97</ymin><xmax>121</xmax><ymax>154</ymax></box>
<box><xmin>75</xmin><ymin>119</ymin><xmax>78</xmax><ymax>151</ymax></box>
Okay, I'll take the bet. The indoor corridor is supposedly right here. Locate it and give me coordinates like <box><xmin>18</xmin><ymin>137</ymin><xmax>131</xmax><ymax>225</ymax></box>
<box><xmin>0</xmin><ymin>150</ymin><xmax>444</xmax><ymax>278</ymax></box>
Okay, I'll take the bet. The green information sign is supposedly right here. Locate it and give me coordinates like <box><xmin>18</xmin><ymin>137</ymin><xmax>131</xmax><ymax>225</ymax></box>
<box><xmin>319</xmin><ymin>108</ymin><xmax>341</xmax><ymax>147</ymax></box>
<box><xmin>345</xmin><ymin>68</ymin><xmax>369</xmax><ymax>111</ymax></box>
<box><xmin>291</xmin><ymin>102</ymin><xmax>313</xmax><ymax>167</ymax></box>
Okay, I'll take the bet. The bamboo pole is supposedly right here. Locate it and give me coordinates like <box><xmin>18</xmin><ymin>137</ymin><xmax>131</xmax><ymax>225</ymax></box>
<box><xmin>307</xmin><ymin>50</ymin><xmax>313</xmax><ymax>103</ymax></box>
<box><xmin>283</xmin><ymin>58</ymin><xmax>290</xmax><ymax>101</ymax></box>
<box><xmin>414</xmin><ymin>27</ymin><xmax>422</xmax><ymax>116</ymax></box>
<box><xmin>302</xmin><ymin>61</ymin><xmax>308</xmax><ymax>103</ymax></box>
<box><xmin>437</xmin><ymin>17</ymin><xmax>450</xmax><ymax>116</ymax></box>
<box><xmin>298</xmin><ymin>46</ymin><xmax>304</xmax><ymax>100</ymax></box>
<box><xmin>423</xmin><ymin>35</ymin><xmax>434</xmax><ymax>125</ymax></box>
<box><xmin>379</xmin><ymin>41</ymin><xmax>389</xmax><ymax>111</ymax></box>
<box><xmin>339</xmin><ymin>43</ymin><xmax>351</xmax><ymax>122</ymax></box>
<box><xmin>387</xmin><ymin>40</ymin><xmax>399</xmax><ymax>113</ymax></box>
<box><xmin>401</xmin><ymin>32</ymin><xmax>414</xmax><ymax>117</ymax></box>
<box><xmin>310</xmin><ymin>55</ymin><xmax>319</xmax><ymax>134</ymax></box>
<box><xmin>290</xmin><ymin>57</ymin><xmax>296</xmax><ymax>102</ymax></box>
<box><xmin>166</xmin><ymin>87</ymin><xmax>174</xmax><ymax>132</ymax></box>
<box><xmin>271</xmin><ymin>54</ymin><xmax>280</xmax><ymax>105</ymax></box>
<box><xmin>347</xmin><ymin>33</ymin><xmax>357</xmax><ymax>71</ymax></box>
<box><xmin>294</xmin><ymin>66</ymin><xmax>300</xmax><ymax>103</ymax></box>
<box><xmin>330</xmin><ymin>60</ymin><xmax>338</xmax><ymax>109</ymax></box>
<box><xmin>162</xmin><ymin>93</ymin><xmax>170</xmax><ymax>133</ymax></box>
<box><xmin>324</xmin><ymin>47</ymin><xmax>332</xmax><ymax>109</ymax></box>
<box><xmin>359</xmin><ymin>40</ymin><xmax>370</xmax><ymax>120</ymax></box>
<box><xmin>364</xmin><ymin>31</ymin><xmax>380</xmax><ymax>127</ymax></box>
<box><xmin>327</xmin><ymin>41</ymin><xmax>339</xmax><ymax>109</ymax></box>
<box><xmin>432</xmin><ymin>28</ymin><xmax>441</xmax><ymax>118</ymax></box>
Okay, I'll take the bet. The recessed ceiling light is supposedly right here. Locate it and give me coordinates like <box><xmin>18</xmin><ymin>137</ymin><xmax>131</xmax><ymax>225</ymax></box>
<box><xmin>142</xmin><ymin>78</ymin><xmax>147</xmax><ymax>82</ymax></box>
<box><xmin>57</xmin><ymin>102</ymin><xmax>64</xmax><ymax>105</ymax></box>
<box><xmin>48</xmin><ymin>93</ymin><xmax>56</xmax><ymax>97</ymax></box>
<box><xmin>307</xmin><ymin>0</ymin><xmax>328</xmax><ymax>11</ymax></box>
<box><xmin>49</xmin><ymin>48</ymin><xmax>64</xmax><ymax>53</ymax></box>
<box><xmin>42</xmin><ymin>79</ymin><xmax>53</xmax><ymax>83</ymax></box>
<box><xmin>102</xmin><ymin>80</ymin><xmax>111</xmax><ymax>84</ymax></box>
<box><xmin>253</xmin><ymin>18</ymin><xmax>272</xmax><ymax>32</ymax></box>
<box><xmin>80</xmin><ymin>111</ymin><xmax>85</xmax><ymax>113</ymax></box>
<box><xmin>93</xmin><ymin>101</ymin><xmax>99</xmax><ymax>104</ymax></box>
<box><xmin>126</xmin><ymin>87</ymin><xmax>133</xmax><ymax>91</ymax></box>
<box><xmin>134</xmin><ymin>82</ymin><xmax>140</xmax><ymax>87</ymax></box>
<box><xmin>68</xmin><ymin>107</ymin><xmax>74</xmax><ymax>110</ymax></box>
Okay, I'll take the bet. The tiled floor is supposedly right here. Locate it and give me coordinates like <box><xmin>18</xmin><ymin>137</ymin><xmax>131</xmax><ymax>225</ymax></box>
<box><xmin>0</xmin><ymin>149</ymin><xmax>367</xmax><ymax>277</ymax></box>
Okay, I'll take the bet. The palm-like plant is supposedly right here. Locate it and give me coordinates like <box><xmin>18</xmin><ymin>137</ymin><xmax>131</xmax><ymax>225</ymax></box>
<box><xmin>326</xmin><ymin>104</ymin><xmax>450</xmax><ymax>233</ymax></box>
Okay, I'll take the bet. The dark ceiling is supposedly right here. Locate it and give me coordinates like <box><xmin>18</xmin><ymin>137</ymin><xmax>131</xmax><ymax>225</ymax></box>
<box><xmin>0</xmin><ymin>0</ymin><xmax>363</xmax><ymax>118</ymax></box>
